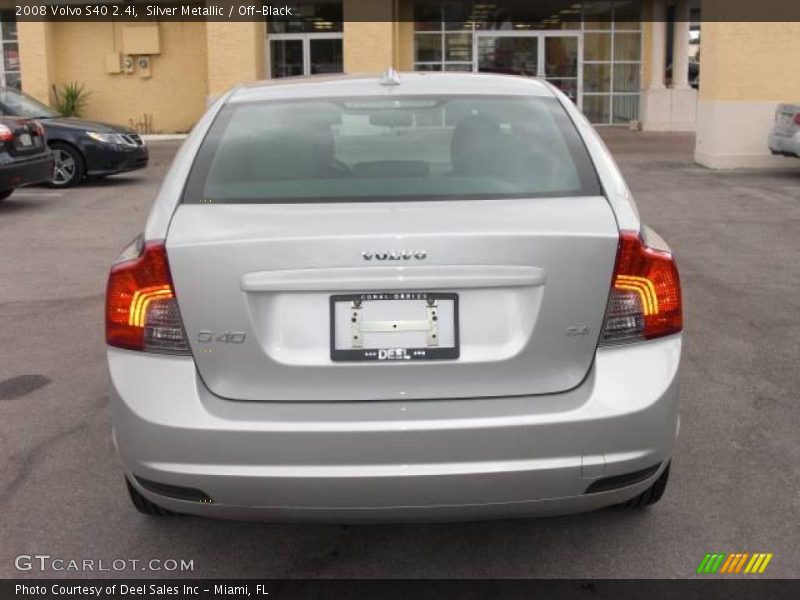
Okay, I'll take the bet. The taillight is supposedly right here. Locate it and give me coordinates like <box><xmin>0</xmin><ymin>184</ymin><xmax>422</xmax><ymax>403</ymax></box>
<box><xmin>794</xmin><ymin>113</ymin><xmax>800</xmax><ymax>126</ymax></box>
<box><xmin>106</xmin><ymin>236</ymin><xmax>190</xmax><ymax>354</ymax></box>
<box><xmin>599</xmin><ymin>231</ymin><xmax>682</xmax><ymax>345</ymax></box>
<box><xmin>0</xmin><ymin>124</ymin><xmax>13</xmax><ymax>142</ymax></box>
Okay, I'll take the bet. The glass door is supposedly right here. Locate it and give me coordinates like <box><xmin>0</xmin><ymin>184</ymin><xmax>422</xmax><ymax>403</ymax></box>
<box><xmin>268</xmin><ymin>34</ymin><xmax>343</xmax><ymax>78</ymax></box>
<box><xmin>543</xmin><ymin>34</ymin><xmax>581</xmax><ymax>104</ymax></box>
<box><xmin>308</xmin><ymin>38</ymin><xmax>343</xmax><ymax>75</ymax></box>
<box><xmin>477</xmin><ymin>36</ymin><xmax>538</xmax><ymax>77</ymax></box>
<box><xmin>270</xmin><ymin>39</ymin><xmax>304</xmax><ymax>78</ymax></box>
<box><xmin>474</xmin><ymin>32</ymin><xmax>582</xmax><ymax>108</ymax></box>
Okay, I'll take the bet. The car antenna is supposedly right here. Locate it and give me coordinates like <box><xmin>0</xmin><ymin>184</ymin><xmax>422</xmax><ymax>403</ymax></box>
<box><xmin>379</xmin><ymin>68</ymin><xmax>401</xmax><ymax>86</ymax></box>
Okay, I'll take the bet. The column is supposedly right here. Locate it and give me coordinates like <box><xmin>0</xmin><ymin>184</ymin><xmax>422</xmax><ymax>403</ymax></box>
<box><xmin>649</xmin><ymin>0</ymin><xmax>667</xmax><ymax>90</ymax></box>
<box><xmin>640</xmin><ymin>0</ymin><xmax>670</xmax><ymax>131</ymax></box>
<box><xmin>694</xmin><ymin>17</ymin><xmax>800</xmax><ymax>168</ymax></box>
<box><xmin>671</xmin><ymin>0</ymin><xmax>691</xmax><ymax>90</ymax></box>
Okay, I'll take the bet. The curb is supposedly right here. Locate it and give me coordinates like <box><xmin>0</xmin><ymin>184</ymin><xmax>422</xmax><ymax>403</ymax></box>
<box><xmin>141</xmin><ymin>134</ymin><xmax>189</xmax><ymax>141</ymax></box>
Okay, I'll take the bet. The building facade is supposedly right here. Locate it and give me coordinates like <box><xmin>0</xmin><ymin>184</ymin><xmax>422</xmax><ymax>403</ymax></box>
<box><xmin>10</xmin><ymin>0</ymin><xmax>800</xmax><ymax>168</ymax></box>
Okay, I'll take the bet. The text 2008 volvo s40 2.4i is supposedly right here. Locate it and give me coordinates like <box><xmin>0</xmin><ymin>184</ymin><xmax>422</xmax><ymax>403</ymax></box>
<box><xmin>106</xmin><ymin>72</ymin><xmax>682</xmax><ymax>522</ymax></box>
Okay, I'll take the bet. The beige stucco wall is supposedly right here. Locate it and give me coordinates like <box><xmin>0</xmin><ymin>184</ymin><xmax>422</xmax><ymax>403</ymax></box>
<box><xmin>693</xmin><ymin>2</ymin><xmax>800</xmax><ymax>167</ymax></box>
<box><xmin>343</xmin><ymin>0</ymin><xmax>395</xmax><ymax>73</ymax></box>
<box><xmin>639</xmin><ymin>6</ymin><xmax>652</xmax><ymax>90</ymax></box>
<box><xmin>699</xmin><ymin>21</ymin><xmax>800</xmax><ymax>103</ymax></box>
<box><xmin>206</xmin><ymin>21</ymin><xmax>266</xmax><ymax>97</ymax></box>
<box><xmin>20</xmin><ymin>21</ymin><xmax>208</xmax><ymax>133</ymax></box>
<box><xmin>17</xmin><ymin>21</ymin><xmax>57</xmax><ymax>104</ymax></box>
<box><xmin>397</xmin><ymin>0</ymin><xmax>415</xmax><ymax>72</ymax></box>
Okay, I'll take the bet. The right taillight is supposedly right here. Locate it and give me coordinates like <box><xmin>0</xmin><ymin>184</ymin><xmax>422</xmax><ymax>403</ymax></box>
<box><xmin>599</xmin><ymin>231</ymin><xmax>682</xmax><ymax>345</ymax></box>
<box><xmin>794</xmin><ymin>113</ymin><xmax>800</xmax><ymax>126</ymax></box>
<box><xmin>106</xmin><ymin>236</ymin><xmax>190</xmax><ymax>355</ymax></box>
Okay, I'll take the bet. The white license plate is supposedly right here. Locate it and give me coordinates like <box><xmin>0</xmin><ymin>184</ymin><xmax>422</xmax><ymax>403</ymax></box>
<box><xmin>19</xmin><ymin>133</ymin><xmax>32</xmax><ymax>146</ymax></box>
<box><xmin>330</xmin><ymin>292</ymin><xmax>459</xmax><ymax>361</ymax></box>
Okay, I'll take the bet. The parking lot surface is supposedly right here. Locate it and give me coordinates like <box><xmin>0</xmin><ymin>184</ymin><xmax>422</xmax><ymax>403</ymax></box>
<box><xmin>1</xmin><ymin>133</ymin><xmax>798</xmax><ymax>578</ymax></box>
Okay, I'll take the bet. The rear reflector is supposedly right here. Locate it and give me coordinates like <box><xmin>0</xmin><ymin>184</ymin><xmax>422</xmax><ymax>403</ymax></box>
<box><xmin>133</xmin><ymin>475</ymin><xmax>213</xmax><ymax>503</ymax></box>
<box><xmin>106</xmin><ymin>237</ymin><xmax>190</xmax><ymax>354</ymax></box>
<box><xmin>600</xmin><ymin>231</ymin><xmax>682</xmax><ymax>345</ymax></box>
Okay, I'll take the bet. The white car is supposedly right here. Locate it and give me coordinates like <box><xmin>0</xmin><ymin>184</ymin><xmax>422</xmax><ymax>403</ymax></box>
<box><xmin>769</xmin><ymin>103</ymin><xmax>800</xmax><ymax>158</ymax></box>
<box><xmin>106</xmin><ymin>72</ymin><xmax>682</xmax><ymax>522</ymax></box>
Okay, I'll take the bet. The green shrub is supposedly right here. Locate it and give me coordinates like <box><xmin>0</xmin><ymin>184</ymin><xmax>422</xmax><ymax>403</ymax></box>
<box><xmin>52</xmin><ymin>82</ymin><xmax>89</xmax><ymax>117</ymax></box>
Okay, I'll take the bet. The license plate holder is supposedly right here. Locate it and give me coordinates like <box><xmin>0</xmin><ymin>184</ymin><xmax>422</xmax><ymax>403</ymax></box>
<box><xmin>19</xmin><ymin>133</ymin><xmax>32</xmax><ymax>147</ymax></box>
<box><xmin>330</xmin><ymin>292</ymin><xmax>459</xmax><ymax>362</ymax></box>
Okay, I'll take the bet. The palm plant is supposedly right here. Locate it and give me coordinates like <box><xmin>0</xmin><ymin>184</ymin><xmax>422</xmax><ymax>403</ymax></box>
<box><xmin>51</xmin><ymin>82</ymin><xmax>90</xmax><ymax>118</ymax></box>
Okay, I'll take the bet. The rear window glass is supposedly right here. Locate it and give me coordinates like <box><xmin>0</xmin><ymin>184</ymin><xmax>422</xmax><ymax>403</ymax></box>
<box><xmin>183</xmin><ymin>95</ymin><xmax>601</xmax><ymax>204</ymax></box>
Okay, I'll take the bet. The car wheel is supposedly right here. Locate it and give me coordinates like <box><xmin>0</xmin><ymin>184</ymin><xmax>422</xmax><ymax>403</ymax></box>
<box><xmin>125</xmin><ymin>477</ymin><xmax>176</xmax><ymax>517</ymax></box>
<box><xmin>620</xmin><ymin>462</ymin><xmax>670</xmax><ymax>508</ymax></box>
<box><xmin>49</xmin><ymin>143</ymin><xmax>85</xmax><ymax>188</ymax></box>
<box><xmin>0</xmin><ymin>189</ymin><xmax>13</xmax><ymax>202</ymax></box>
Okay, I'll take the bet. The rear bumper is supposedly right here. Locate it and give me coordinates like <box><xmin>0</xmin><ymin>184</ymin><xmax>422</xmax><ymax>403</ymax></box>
<box><xmin>110</xmin><ymin>336</ymin><xmax>681</xmax><ymax>522</ymax></box>
<box><xmin>0</xmin><ymin>152</ymin><xmax>53</xmax><ymax>190</ymax></box>
<box><xmin>768</xmin><ymin>132</ymin><xmax>800</xmax><ymax>157</ymax></box>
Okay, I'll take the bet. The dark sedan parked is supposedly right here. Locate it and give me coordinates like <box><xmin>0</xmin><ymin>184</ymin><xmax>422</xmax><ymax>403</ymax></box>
<box><xmin>0</xmin><ymin>116</ymin><xmax>52</xmax><ymax>201</ymax></box>
<box><xmin>0</xmin><ymin>88</ymin><xmax>148</xmax><ymax>187</ymax></box>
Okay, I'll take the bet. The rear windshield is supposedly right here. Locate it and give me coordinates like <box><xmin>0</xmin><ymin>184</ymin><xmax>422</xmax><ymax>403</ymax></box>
<box><xmin>183</xmin><ymin>95</ymin><xmax>601</xmax><ymax>204</ymax></box>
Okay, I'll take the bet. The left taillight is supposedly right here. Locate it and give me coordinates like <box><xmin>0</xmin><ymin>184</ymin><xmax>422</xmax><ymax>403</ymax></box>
<box><xmin>599</xmin><ymin>231</ymin><xmax>682</xmax><ymax>345</ymax></box>
<box><xmin>105</xmin><ymin>236</ymin><xmax>190</xmax><ymax>354</ymax></box>
<box><xmin>0</xmin><ymin>123</ymin><xmax>14</xmax><ymax>142</ymax></box>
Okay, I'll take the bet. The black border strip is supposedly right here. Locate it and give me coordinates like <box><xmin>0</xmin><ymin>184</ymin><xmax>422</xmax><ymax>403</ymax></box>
<box><xmin>4</xmin><ymin>580</ymin><xmax>800</xmax><ymax>600</ymax></box>
<box><xmin>10</xmin><ymin>1</ymin><xmax>800</xmax><ymax>23</ymax></box>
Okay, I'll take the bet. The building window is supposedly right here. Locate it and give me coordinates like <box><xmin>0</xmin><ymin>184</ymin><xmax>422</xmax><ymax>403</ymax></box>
<box><xmin>413</xmin><ymin>1</ymin><xmax>474</xmax><ymax>72</ymax></box>
<box><xmin>267</xmin><ymin>1</ymin><xmax>343</xmax><ymax>78</ymax></box>
<box><xmin>413</xmin><ymin>1</ymin><xmax>642</xmax><ymax>125</ymax></box>
<box><xmin>0</xmin><ymin>11</ymin><xmax>20</xmax><ymax>89</ymax></box>
<box><xmin>581</xmin><ymin>1</ymin><xmax>642</xmax><ymax>124</ymax></box>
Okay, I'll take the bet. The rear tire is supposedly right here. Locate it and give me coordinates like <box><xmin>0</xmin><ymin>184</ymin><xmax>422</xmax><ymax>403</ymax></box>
<box><xmin>620</xmin><ymin>462</ymin><xmax>670</xmax><ymax>508</ymax></box>
<box><xmin>49</xmin><ymin>142</ymin><xmax>85</xmax><ymax>188</ymax></box>
<box><xmin>125</xmin><ymin>477</ymin><xmax>176</xmax><ymax>517</ymax></box>
<box><xmin>0</xmin><ymin>189</ymin><xmax>13</xmax><ymax>202</ymax></box>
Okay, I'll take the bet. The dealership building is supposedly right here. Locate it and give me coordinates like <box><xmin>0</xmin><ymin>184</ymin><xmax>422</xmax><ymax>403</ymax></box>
<box><xmin>6</xmin><ymin>0</ymin><xmax>800</xmax><ymax>168</ymax></box>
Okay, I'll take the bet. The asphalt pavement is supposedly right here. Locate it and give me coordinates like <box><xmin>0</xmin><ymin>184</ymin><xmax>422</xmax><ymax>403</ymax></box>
<box><xmin>0</xmin><ymin>133</ymin><xmax>798</xmax><ymax>578</ymax></box>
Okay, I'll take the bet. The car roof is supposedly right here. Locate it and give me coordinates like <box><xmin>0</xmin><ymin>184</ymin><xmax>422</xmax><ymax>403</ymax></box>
<box><xmin>228</xmin><ymin>72</ymin><xmax>555</xmax><ymax>104</ymax></box>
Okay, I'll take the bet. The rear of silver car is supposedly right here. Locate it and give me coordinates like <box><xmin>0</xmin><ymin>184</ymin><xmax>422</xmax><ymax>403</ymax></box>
<box><xmin>769</xmin><ymin>103</ymin><xmax>800</xmax><ymax>157</ymax></box>
<box><xmin>107</xmin><ymin>74</ymin><xmax>681</xmax><ymax>521</ymax></box>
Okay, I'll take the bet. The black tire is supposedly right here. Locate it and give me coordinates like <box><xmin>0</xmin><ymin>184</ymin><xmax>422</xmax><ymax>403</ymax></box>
<box><xmin>0</xmin><ymin>189</ymin><xmax>13</xmax><ymax>202</ymax></box>
<box><xmin>49</xmin><ymin>142</ymin><xmax>85</xmax><ymax>188</ymax></box>
<box><xmin>125</xmin><ymin>477</ymin><xmax>175</xmax><ymax>517</ymax></box>
<box><xmin>620</xmin><ymin>462</ymin><xmax>670</xmax><ymax>508</ymax></box>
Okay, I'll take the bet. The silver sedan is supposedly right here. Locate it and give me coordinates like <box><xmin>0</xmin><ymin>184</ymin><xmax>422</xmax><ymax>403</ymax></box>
<box><xmin>769</xmin><ymin>103</ymin><xmax>800</xmax><ymax>158</ymax></box>
<box><xmin>106</xmin><ymin>72</ymin><xmax>682</xmax><ymax>522</ymax></box>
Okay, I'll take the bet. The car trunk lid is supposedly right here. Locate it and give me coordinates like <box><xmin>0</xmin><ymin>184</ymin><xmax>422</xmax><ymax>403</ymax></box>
<box><xmin>1</xmin><ymin>118</ymin><xmax>47</xmax><ymax>158</ymax></box>
<box><xmin>166</xmin><ymin>196</ymin><xmax>619</xmax><ymax>402</ymax></box>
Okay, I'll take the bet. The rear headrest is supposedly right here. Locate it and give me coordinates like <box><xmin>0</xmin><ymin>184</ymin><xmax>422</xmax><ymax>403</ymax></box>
<box><xmin>210</xmin><ymin>126</ymin><xmax>335</xmax><ymax>182</ymax></box>
<box><xmin>450</xmin><ymin>114</ymin><xmax>504</xmax><ymax>174</ymax></box>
